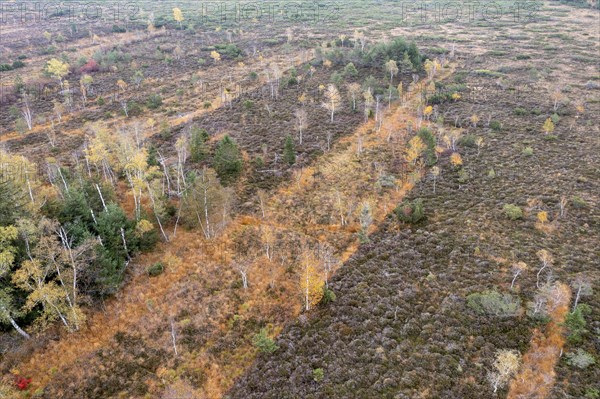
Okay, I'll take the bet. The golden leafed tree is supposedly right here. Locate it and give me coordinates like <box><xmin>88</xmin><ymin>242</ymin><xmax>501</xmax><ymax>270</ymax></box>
<box><xmin>488</xmin><ymin>349</ymin><xmax>521</xmax><ymax>393</ymax></box>
<box><xmin>405</xmin><ymin>136</ymin><xmax>426</xmax><ymax>165</ymax></box>
<box><xmin>46</xmin><ymin>58</ymin><xmax>70</xmax><ymax>88</ymax></box>
<box><xmin>173</xmin><ymin>8</ymin><xmax>184</xmax><ymax>28</ymax></box>
<box><xmin>450</xmin><ymin>152</ymin><xmax>463</xmax><ymax>168</ymax></box>
<box><xmin>0</xmin><ymin>226</ymin><xmax>18</xmax><ymax>277</ymax></box>
<box><xmin>543</xmin><ymin>118</ymin><xmax>555</xmax><ymax>135</ymax></box>
<box><xmin>210</xmin><ymin>50</ymin><xmax>221</xmax><ymax>63</ymax></box>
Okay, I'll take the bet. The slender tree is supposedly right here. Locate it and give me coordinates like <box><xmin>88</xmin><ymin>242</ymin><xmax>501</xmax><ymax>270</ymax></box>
<box><xmin>295</xmin><ymin>108</ymin><xmax>308</xmax><ymax>144</ymax></box>
<box><xmin>322</xmin><ymin>84</ymin><xmax>341</xmax><ymax>122</ymax></box>
<box><xmin>283</xmin><ymin>135</ymin><xmax>296</xmax><ymax>165</ymax></box>
<box><xmin>385</xmin><ymin>60</ymin><xmax>399</xmax><ymax>84</ymax></box>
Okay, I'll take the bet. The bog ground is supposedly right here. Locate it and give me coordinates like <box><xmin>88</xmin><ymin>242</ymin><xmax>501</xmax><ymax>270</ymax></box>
<box><xmin>0</xmin><ymin>1</ymin><xmax>598</xmax><ymax>398</ymax></box>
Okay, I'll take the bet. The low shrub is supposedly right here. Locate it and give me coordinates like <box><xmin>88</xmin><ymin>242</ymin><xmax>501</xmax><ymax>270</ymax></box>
<box><xmin>586</xmin><ymin>388</ymin><xmax>600</xmax><ymax>399</ymax></box>
<box><xmin>313</xmin><ymin>368</ymin><xmax>324</xmax><ymax>382</ymax></box>
<box><xmin>566</xmin><ymin>349</ymin><xmax>596</xmax><ymax>369</ymax></box>
<box><xmin>503</xmin><ymin>204</ymin><xmax>523</xmax><ymax>220</ymax></box>
<box><xmin>146</xmin><ymin>94</ymin><xmax>163</xmax><ymax>109</ymax></box>
<box><xmin>514</xmin><ymin>107</ymin><xmax>528</xmax><ymax>116</ymax></box>
<box><xmin>395</xmin><ymin>199</ymin><xmax>425</xmax><ymax>224</ymax></box>
<box><xmin>457</xmin><ymin>168</ymin><xmax>470</xmax><ymax>183</ymax></box>
<box><xmin>467</xmin><ymin>290</ymin><xmax>521</xmax><ymax>317</ymax></box>
<box><xmin>489</xmin><ymin>120</ymin><xmax>502</xmax><ymax>131</ymax></box>
<box><xmin>253</xmin><ymin>328</ymin><xmax>279</xmax><ymax>354</ymax></box>
<box><xmin>321</xmin><ymin>287</ymin><xmax>336</xmax><ymax>305</ymax></box>
<box><xmin>427</xmin><ymin>92</ymin><xmax>453</xmax><ymax>104</ymax></box>
<box><xmin>458</xmin><ymin>134</ymin><xmax>477</xmax><ymax>147</ymax></box>
<box><xmin>572</xmin><ymin>196</ymin><xmax>588</xmax><ymax>208</ymax></box>
<box><xmin>147</xmin><ymin>262</ymin><xmax>164</xmax><ymax>277</ymax></box>
<box><xmin>11</xmin><ymin>60</ymin><xmax>25</xmax><ymax>69</ymax></box>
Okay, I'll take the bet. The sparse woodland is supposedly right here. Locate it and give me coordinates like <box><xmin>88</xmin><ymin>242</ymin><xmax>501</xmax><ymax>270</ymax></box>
<box><xmin>0</xmin><ymin>1</ymin><xmax>598</xmax><ymax>398</ymax></box>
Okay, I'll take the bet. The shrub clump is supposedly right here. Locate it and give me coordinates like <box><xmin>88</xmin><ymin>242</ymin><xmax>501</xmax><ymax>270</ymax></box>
<box><xmin>566</xmin><ymin>349</ymin><xmax>596</xmax><ymax>369</ymax></box>
<box><xmin>252</xmin><ymin>328</ymin><xmax>279</xmax><ymax>354</ymax></box>
<box><xmin>522</xmin><ymin>147</ymin><xmax>534</xmax><ymax>156</ymax></box>
<box><xmin>503</xmin><ymin>204</ymin><xmax>523</xmax><ymax>220</ymax></box>
<box><xmin>394</xmin><ymin>199</ymin><xmax>425</xmax><ymax>224</ymax></box>
<box><xmin>489</xmin><ymin>120</ymin><xmax>502</xmax><ymax>131</ymax></box>
<box><xmin>147</xmin><ymin>262</ymin><xmax>164</xmax><ymax>277</ymax></box>
<box><xmin>563</xmin><ymin>304</ymin><xmax>591</xmax><ymax>344</ymax></box>
<box><xmin>458</xmin><ymin>134</ymin><xmax>477</xmax><ymax>148</ymax></box>
<box><xmin>146</xmin><ymin>94</ymin><xmax>163</xmax><ymax>109</ymax></box>
<box><xmin>321</xmin><ymin>287</ymin><xmax>336</xmax><ymax>305</ymax></box>
<box><xmin>467</xmin><ymin>290</ymin><xmax>521</xmax><ymax>317</ymax></box>
<box><xmin>571</xmin><ymin>196</ymin><xmax>588</xmax><ymax>208</ymax></box>
<box><xmin>312</xmin><ymin>368</ymin><xmax>324</xmax><ymax>382</ymax></box>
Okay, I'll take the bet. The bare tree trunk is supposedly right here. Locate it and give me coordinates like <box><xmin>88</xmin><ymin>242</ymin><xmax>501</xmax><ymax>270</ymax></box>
<box><xmin>170</xmin><ymin>318</ymin><xmax>178</xmax><ymax>356</ymax></box>
<box><xmin>96</xmin><ymin>184</ymin><xmax>108</xmax><ymax>211</ymax></box>
<box><xmin>146</xmin><ymin>183</ymin><xmax>169</xmax><ymax>242</ymax></box>
<box><xmin>511</xmin><ymin>270</ymin><xmax>521</xmax><ymax>290</ymax></box>
<box><xmin>6</xmin><ymin>312</ymin><xmax>31</xmax><ymax>339</ymax></box>
<box><xmin>120</xmin><ymin>227</ymin><xmax>131</xmax><ymax>261</ymax></box>
<box><xmin>537</xmin><ymin>264</ymin><xmax>547</xmax><ymax>289</ymax></box>
<box><xmin>241</xmin><ymin>271</ymin><xmax>248</xmax><ymax>289</ymax></box>
<box><xmin>21</xmin><ymin>94</ymin><xmax>33</xmax><ymax>130</ymax></box>
<box><xmin>573</xmin><ymin>284</ymin><xmax>582</xmax><ymax>311</ymax></box>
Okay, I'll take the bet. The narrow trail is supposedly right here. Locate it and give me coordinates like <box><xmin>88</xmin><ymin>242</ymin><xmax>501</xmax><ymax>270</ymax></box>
<box><xmin>18</xmin><ymin>62</ymin><xmax>455</xmax><ymax>397</ymax></box>
<box><xmin>507</xmin><ymin>283</ymin><xmax>572</xmax><ymax>399</ymax></box>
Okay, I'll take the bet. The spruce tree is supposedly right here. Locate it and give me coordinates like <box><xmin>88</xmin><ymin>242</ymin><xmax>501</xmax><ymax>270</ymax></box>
<box><xmin>400</xmin><ymin>51</ymin><xmax>414</xmax><ymax>74</ymax></box>
<box><xmin>214</xmin><ymin>135</ymin><xmax>242</xmax><ymax>182</ymax></box>
<box><xmin>147</xmin><ymin>144</ymin><xmax>159</xmax><ymax>167</ymax></box>
<box><xmin>190</xmin><ymin>127</ymin><xmax>210</xmax><ymax>162</ymax></box>
<box><xmin>283</xmin><ymin>135</ymin><xmax>296</xmax><ymax>165</ymax></box>
<box><xmin>0</xmin><ymin>179</ymin><xmax>25</xmax><ymax>225</ymax></box>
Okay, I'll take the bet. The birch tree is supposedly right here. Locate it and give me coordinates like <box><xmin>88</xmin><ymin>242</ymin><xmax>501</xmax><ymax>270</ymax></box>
<box><xmin>46</xmin><ymin>58</ymin><xmax>70</xmax><ymax>89</ymax></box>
<box><xmin>322</xmin><ymin>84</ymin><xmax>341</xmax><ymax>122</ymax></box>
<box><xmin>0</xmin><ymin>288</ymin><xmax>31</xmax><ymax>338</ymax></box>
<box><xmin>182</xmin><ymin>167</ymin><xmax>230</xmax><ymax>239</ymax></box>
<box><xmin>295</xmin><ymin>108</ymin><xmax>308</xmax><ymax>145</ymax></box>
<box><xmin>12</xmin><ymin>219</ymin><xmax>88</xmax><ymax>332</ymax></box>
<box><xmin>346</xmin><ymin>83</ymin><xmax>361</xmax><ymax>111</ymax></box>
<box><xmin>80</xmin><ymin>74</ymin><xmax>93</xmax><ymax>106</ymax></box>
<box><xmin>571</xmin><ymin>276</ymin><xmax>592</xmax><ymax>311</ymax></box>
<box><xmin>238</xmin><ymin>258</ymin><xmax>253</xmax><ymax>290</ymax></box>
<box><xmin>363</xmin><ymin>88</ymin><xmax>374</xmax><ymax>122</ymax></box>
<box><xmin>353</xmin><ymin>30</ymin><xmax>366</xmax><ymax>51</ymax></box>
<box><xmin>173</xmin><ymin>8</ymin><xmax>184</xmax><ymax>29</ymax></box>
<box><xmin>430</xmin><ymin>166</ymin><xmax>440</xmax><ymax>193</ymax></box>
<box><xmin>318</xmin><ymin>243</ymin><xmax>337</xmax><ymax>288</ymax></box>
<box><xmin>20</xmin><ymin>92</ymin><xmax>33</xmax><ymax>131</ymax></box>
<box><xmin>385</xmin><ymin>60</ymin><xmax>399</xmax><ymax>84</ymax></box>
<box><xmin>536</xmin><ymin>249</ymin><xmax>553</xmax><ymax>289</ymax></box>
<box><xmin>300</xmin><ymin>247</ymin><xmax>324</xmax><ymax>311</ymax></box>
<box><xmin>510</xmin><ymin>261</ymin><xmax>528</xmax><ymax>290</ymax></box>
<box><xmin>487</xmin><ymin>350</ymin><xmax>521</xmax><ymax>393</ymax></box>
